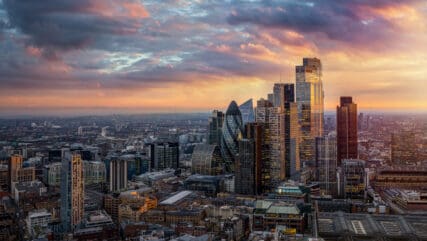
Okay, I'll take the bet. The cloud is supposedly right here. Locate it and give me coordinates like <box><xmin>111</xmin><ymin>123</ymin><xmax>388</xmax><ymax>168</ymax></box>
<box><xmin>2</xmin><ymin>0</ymin><xmax>148</xmax><ymax>56</ymax></box>
<box><xmin>227</xmin><ymin>0</ymin><xmax>424</xmax><ymax>48</ymax></box>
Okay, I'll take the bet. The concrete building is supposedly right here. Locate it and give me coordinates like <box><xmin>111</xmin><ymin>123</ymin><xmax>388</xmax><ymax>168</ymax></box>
<box><xmin>338</xmin><ymin>159</ymin><xmax>365</xmax><ymax>199</ymax></box>
<box><xmin>26</xmin><ymin>209</ymin><xmax>51</xmax><ymax>238</ymax></box>
<box><xmin>60</xmin><ymin>152</ymin><xmax>84</xmax><ymax>232</ymax></box>
<box><xmin>110</xmin><ymin>158</ymin><xmax>127</xmax><ymax>192</ymax></box>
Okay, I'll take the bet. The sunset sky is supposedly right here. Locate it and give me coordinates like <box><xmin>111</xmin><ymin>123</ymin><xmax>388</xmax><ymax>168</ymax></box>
<box><xmin>0</xmin><ymin>0</ymin><xmax>426</xmax><ymax>116</ymax></box>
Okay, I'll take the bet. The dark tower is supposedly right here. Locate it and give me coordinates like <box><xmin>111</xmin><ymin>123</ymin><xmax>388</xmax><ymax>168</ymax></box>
<box><xmin>336</xmin><ymin>96</ymin><xmax>358</xmax><ymax>166</ymax></box>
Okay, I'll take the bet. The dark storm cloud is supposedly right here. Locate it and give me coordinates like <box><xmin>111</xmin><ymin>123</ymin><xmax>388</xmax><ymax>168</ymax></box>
<box><xmin>2</xmin><ymin>0</ymin><xmax>146</xmax><ymax>52</ymax></box>
<box><xmin>226</xmin><ymin>0</ymin><xmax>421</xmax><ymax>44</ymax></box>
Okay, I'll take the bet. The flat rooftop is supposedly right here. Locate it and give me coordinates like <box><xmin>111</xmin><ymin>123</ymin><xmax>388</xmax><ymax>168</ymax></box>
<box><xmin>160</xmin><ymin>190</ymin><xmax>193</xmax><ymax>205</ymax></box>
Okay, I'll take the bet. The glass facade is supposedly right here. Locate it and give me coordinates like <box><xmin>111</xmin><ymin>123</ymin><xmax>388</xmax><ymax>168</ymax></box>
<box><xmin>296</xmin><ymin>58</ymin><xmax>324</xmax><ymax>162</ymax></box>
<box><xmin>239</xmin><ymin>99</ymin><xmax>255</xmax><ymax>125</ymax></box>
<box><xmin>220</xmin><ymin>101</ymin><xmax>243</xmax><ymax>173</ymax></box>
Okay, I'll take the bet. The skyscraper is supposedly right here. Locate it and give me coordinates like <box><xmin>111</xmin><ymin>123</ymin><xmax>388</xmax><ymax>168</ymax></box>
<box><xmin>60</xmin><ymin>152</ymin><xmax>84</xmax><ymax>232</ymax></box>
<box><xmin>315</xmin><ymin>134</ymin><xmax>337</xmax><ymax>196</ymax></box>
<box><xmin>220</xmin><ymin>100</ymin><xmax>244</xmax><ymax>173</ymax></box>
<box><xmin>9</xmin><ymin>154</ymin><xmax>23</xmax><ymax>189</ymax></box>
<box><xmin>273</xmin><ymin>83</ymin><xmax>295</xmax><ymax>108</ymax></box>
<box><xmin>208</xmin><ymin>110</ymin><xmax>224</xmax><ymax>145</ymax></box>
<box><xmin>150</xmin><ymin>142</ymin><xmax>179</xmax><ymax>170</ymax></box>
<box><xmin>235</xmin><ymin>138</ymin><xmax>256</xmax><ymax>195</ymax></box>
<box><xmin>255</xmin><ymin>98</ymin><xmax>284</xmax><ymax>187</ymax></box>
<box><xmin>296</xmin><ymin>58</ymin><xmax>324</xmax><ymax>163</ymax></box>
<box><xmin>336</xmin><ymin>96</ymin><xmax>358</xmax><ymax>165</ymax></box>
<box><xmin>283</xmin><ymin>98</ymin><xmax>300</xmax><ymax>178</ymax></box>
<box><xmin>245</xmin><ymin>122</ymin><xmax>268</xmax><ymax>194</ymax></box>
<box><xmin>110</xmin><ymin>158</ymin><xmax>128</xmax><ymax>192</ymax></box>
<box><xmin>239</xmin><ymin>99</ymin><xmax>255</xmax><ymax>125</ymax></box>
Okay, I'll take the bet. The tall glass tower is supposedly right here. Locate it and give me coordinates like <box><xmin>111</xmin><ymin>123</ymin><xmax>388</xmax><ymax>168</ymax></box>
<box><xmin>296</xmin><ymin>58</ymin><xmax>324</xmax><ymax>163</ymax></box>
<box><xmin>239</xmin><ymin>99</ymin><xmax>255</xmax><ymax>125</ymax></box>
<box><xmin>220</xmin><ymin>100</ymin><xmax>243</xmax><ymax>173</ymax></box>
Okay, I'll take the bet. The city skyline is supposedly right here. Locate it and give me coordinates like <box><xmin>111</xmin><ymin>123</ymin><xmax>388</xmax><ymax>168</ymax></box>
<box><xmin>0</xmin><ymin>0</ymin><xmax>426</xmax><ymax>116</ymax></box>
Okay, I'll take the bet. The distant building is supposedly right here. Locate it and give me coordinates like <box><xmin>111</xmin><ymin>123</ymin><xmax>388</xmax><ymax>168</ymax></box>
<box><xmin>373</xmin><ymin>166</ymin><xmax>427</xmax><ymax>189</ymax></box>
<box><xmin>296</xmin><ymin>58</ymin><xmax>324</xmax><ymax>163</ymax></box>
<box><xmin>239</xmin><ymin>99</ymin><xmax>255</xmax><ymax>125</ymax></box>
<box><xmin>336</xmin><ymin>96</ymin><xmax>358</xmax><ymax>165</ymax></box>
<box><xmin>60</xmin><ymin>152</ymin><xmax>84</xmax><ymax>232</ymax></box>
<box><xmin>150</xmin><ymin>142</ymin><xmax>179</xmax><ymax>170</ymax></box>
<box><xmin>208</xmin><ymin>110</ymin><xmax>224</xmax><ymax>145</ymax></box>
<box><xmin>110</xmin><ymin>158</ymin><xmax>128</xmax><ymax>192</ymax></box>
<box><xmin>391</xmin><ymin>130</ymin><xmax>417</xmax><ymax>165</ymax></box>
<box><xmin>191</xmin><ymin>144</ymin><xmax>222</xmax><ymax>175</ymax></box>
<box><xmin>220</xmin><ymin>101</ymin><xmax>244</xmax><ymax>173</ymax></box>
<box><xmin>9</xmin><ymin>154</ymin><xmax>35</xmax><ymax>193</ymax></box>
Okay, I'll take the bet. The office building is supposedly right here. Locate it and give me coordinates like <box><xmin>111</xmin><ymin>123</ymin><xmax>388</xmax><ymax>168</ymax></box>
<box><xmin>245</xmin><ymin>122</ymin><xmax>268</xmax><ymax>194</ymax></box>
<box><xmin>60</xmin><ymin>152</ymin><xmax>84</xmax><ymax>232</ymax></box>
<box><xmin>391</xmin><ymin>130</ymin><xmax>417</xmax><ymax>165</ymax></box>
<box><xmin>150</xmin><ymin>142</ymin><xmax>179</xmax><ymax>170</ymax></box>
<box><xmin>337</xmin><ymin>96</ymin><xmax>358</xmax><ymax>165</ymax></box>
<box><xmin>10</xmin><ymin>154</ymin><xmax>23</xmax><ymax>187</ymax></box>
<box><xmin>110</xmin><ymin>158</ymin><xmax>128</xmax><ymax>192</ymax></box>
<box><xmin>239</xmin><ymin>99</ymin><xmax>255</xmax><ymax>125</ymax></box>
<box><xmin>208</xmin><ymin>110</ymin><xmax>224</xmax><ymax>145</ymax></box>
<box><xmin>235</xmin><ymin>139</ymin><xmax>256</xmax><ymax>195</ymax></box>
<box><xmin>338</xmin><ymin>159</ymin><xmax>365</xmax><ymax>199</ymax></box>
<box><xmin>315</xmin><ymin>134</ymin><xmax>337</xmax><ymax>195</ymax></box>
<box><xmin>282</xmin><ymin>83</ymin><xmax>299</xmax><ymax>179</ymax></box>
<box><xmin>220</xmin><ymin>100</ymin><xmax>244</xmax><ymax>173</ymax></box>
<box><xmin>256</xmin><ymin>98</ymin><xmax>284</xmax><ymax>187</ymax></box>
<box><xmin>191</xmin><ymin>144</ymin><xmax>222</xmax><ymax>175</ymax></box>
<box><xmin>9</xmin><ymin>154</ymin><xmax>35</xmax><ymax>193</ymax></box>
<box><xmin>26</xmin><ymin>209</ymin><xmax>51</xmax><ymax>238</ymax></box>
<box><xmin>296</xmin><ymin>58</ymin><xmax>324</xmax><ymax>163</ymax></box>
<box><xmin>273</xmin><ymin>83</ymin><xmax>295</xmax><ymax>108</ymax></box>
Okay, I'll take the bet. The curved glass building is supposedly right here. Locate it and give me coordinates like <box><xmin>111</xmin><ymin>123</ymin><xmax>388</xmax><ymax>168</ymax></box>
<box><xmin>239</xmin><ymin>98</ymin><xmax>255</xmax><ymax>125</ymax></box>
<box><xmin>221</xmin><ymin>100</ymin><xmax>243</xmax><ymax>173</ymax></box>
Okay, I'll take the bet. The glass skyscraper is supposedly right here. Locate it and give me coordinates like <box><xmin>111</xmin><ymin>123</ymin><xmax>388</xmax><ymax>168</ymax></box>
<box><xmin>208</xmin><ymin>110</ymin><xmax>224</xmax><ymax>145</ymax></box>
<box><xmin>239</xmin><ymin>99</ymin><xmax>255</xmax><ymax>125</ymax></box>
<box><xmin>296</xmin><ymin>58</ymin><xmax>324</xmax><ymax>163</ymax></box>
<box><xmin>220</xmin><ymin>100</ymin><xmax>243</xmax><ymax>173</ymax></box>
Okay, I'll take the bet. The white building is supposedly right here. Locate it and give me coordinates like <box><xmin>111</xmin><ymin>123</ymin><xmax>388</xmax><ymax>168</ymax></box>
<box><xmin>26</xmin><ymin>209</ymin><xmax>51</xmax><ymax>237</ymax></box>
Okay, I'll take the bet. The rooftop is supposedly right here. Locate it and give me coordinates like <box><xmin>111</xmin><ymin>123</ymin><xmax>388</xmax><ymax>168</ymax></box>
<box><xmin>160</xmin><ymin>190</ymin><xmax>193</xmax><ymax>205</ymax></box>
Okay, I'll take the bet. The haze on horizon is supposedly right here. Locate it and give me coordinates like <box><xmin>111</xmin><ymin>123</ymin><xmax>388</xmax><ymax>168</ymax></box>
<box><xmin>0</xmin><ymin>0</ymin><xmax>426</xmax><ymax>116</ymax></box>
